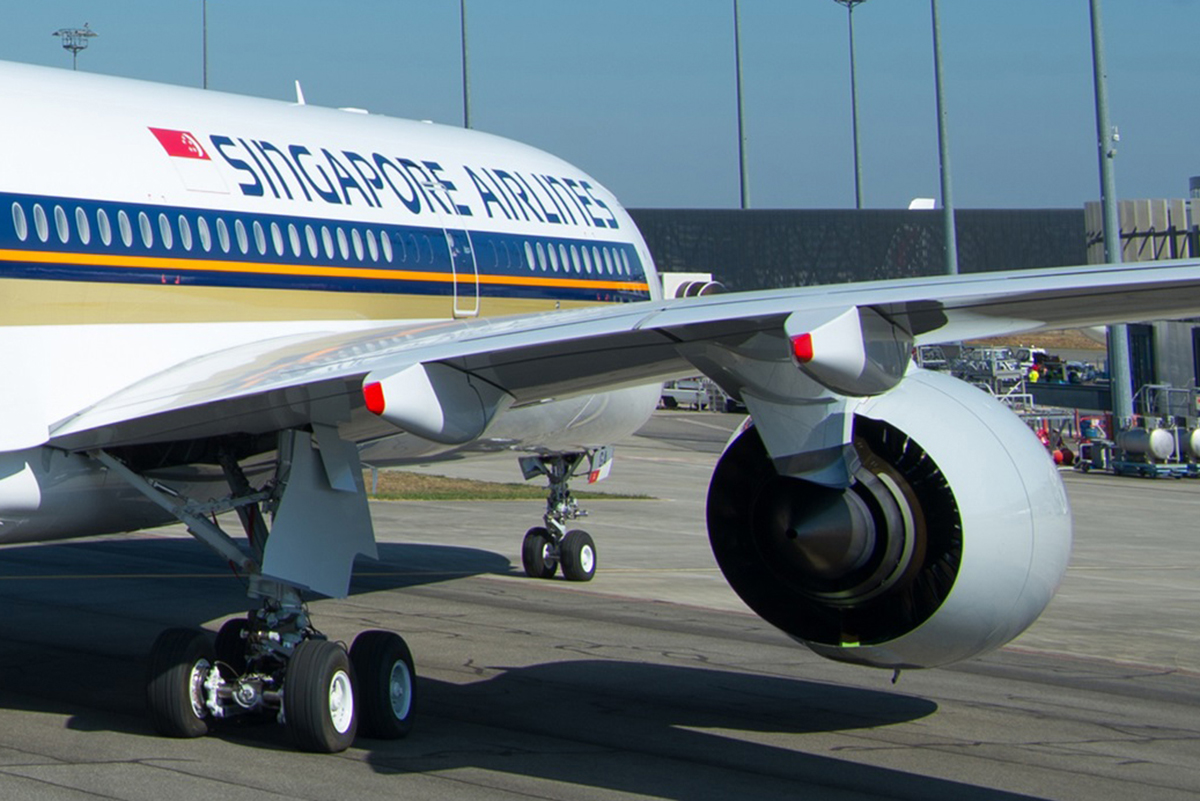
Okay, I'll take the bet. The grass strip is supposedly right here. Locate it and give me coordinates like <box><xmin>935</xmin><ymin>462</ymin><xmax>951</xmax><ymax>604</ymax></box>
<box><xmin>364</xmin><ymin>470</ymin><xmax>652</xmax><ymax>501</ymax></box>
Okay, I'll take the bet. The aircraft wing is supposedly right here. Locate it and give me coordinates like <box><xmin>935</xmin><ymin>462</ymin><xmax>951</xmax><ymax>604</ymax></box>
<box><xmin>48</xmin><ymin>257</ymin><xmax>1200</xmax><ymax>453</ymax></box>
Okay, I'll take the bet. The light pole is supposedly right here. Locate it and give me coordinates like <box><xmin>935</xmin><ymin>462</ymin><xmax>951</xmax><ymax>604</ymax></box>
<box><xmin>202</xmin><ymin>0</ymin><xmax>208</xmax><ymax>89</ymax></box>
<box><xmin>833</xmin><ymin>0</ymin><xmax>866</xmax><ymax>209</ymax></box>
<box><xmin>734</xmin><ymin>0</ymin><xmax>749</xmax><ymax>209</ymax></box>
<box><xmin>52</xmin><ymin>24</ymin><xmax>97</xmax><ymax>71</ymax></box>
<box><xmin>461</xmin><ymin>0</ymin><xmax>472</xmax><ymax>128</ymax></box>
<box><xmin>930</xmin><ymin>0</ymin><xmax>957</xmax><ymax>274</ymax></box>
<box><xmin>1089</xmin><ymin>0</ymin><xmax>1132</xmax><ymax>429</ymax></box>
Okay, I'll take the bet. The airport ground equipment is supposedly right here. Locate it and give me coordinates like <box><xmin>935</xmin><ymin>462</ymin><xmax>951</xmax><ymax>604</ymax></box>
<box><xmin>660</xmin><ymin>378</ymin><xmax>710</xmax><ymax>410</ymax></box>
<box><xmin>1133</xmin><ymin>384</ymin><xmax>1200</xmax><ymax>426</ymax></box>
<box><xmin>1107</xmin><ymin>425</ymin><xmax>1195</xmax><ymax>478</ymax></box>
<box><xmin>950</xmin><ymin>346</ymin><xmax>1025</xmax><ymax>397</ymax></box>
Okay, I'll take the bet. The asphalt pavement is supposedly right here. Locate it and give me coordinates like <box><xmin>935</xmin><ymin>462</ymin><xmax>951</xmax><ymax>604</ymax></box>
<box><xmin>0</xmin><ymin>409</ymin><xmax>1196</xmax><ymax>800</ymax></box>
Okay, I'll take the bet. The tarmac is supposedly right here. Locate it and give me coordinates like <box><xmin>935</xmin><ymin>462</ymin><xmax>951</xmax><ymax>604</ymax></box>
<box><xmin>0</xmin><ymin>409</ymin><xmax>1197</xmax><ymax>800</ymax></box>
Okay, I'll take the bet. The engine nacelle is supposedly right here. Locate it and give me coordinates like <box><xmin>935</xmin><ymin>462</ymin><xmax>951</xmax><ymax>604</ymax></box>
<box><xmin>707</xmin><ymin>368</ymin><xmax>1071</xmax><ymax>669</ymax></box>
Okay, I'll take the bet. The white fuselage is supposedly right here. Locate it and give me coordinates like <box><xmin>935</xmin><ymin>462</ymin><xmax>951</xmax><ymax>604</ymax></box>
<box><xmin>0</xmin><ymin>60</ymin><xmax>663</xmax><ymax>542</ymax></box>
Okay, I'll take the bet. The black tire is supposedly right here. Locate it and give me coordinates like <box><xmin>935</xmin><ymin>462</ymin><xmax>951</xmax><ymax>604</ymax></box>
<box><xmin>214</xmin><ymin>617</ymin><xmax>249</xmax><ymax>675</ymax></box>
<box><xmin>521</xmin><ymin>526</ymin><xmax>558</xmax><ymax>578</ymax></box>
<box><xmin>146</xmin><ymin>628</ymin><xmax>215</xmax><ymax>739</ymax></box>
<box><xmin>284</xmin><ymin>639</ymin><xmax>358</xmax><ymax>753</ymax></box>
<box><xmin>350</xmin><ymin>630</ymin><xmax>417</xmax><ymax>740</ymax></box>
<box><xmin>662</xmin><ymin>395</ymin><xmax>678</xmax><ymax>409</ymax></box>
<box><xmin>560</xmin><ymin>529</ymin><xmax>597</xmax><ymax>582</ymax></box>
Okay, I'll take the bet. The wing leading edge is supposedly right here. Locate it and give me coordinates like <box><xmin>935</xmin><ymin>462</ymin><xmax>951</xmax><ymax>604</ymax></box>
<box><xmin>46</xmin><ymin>257</ymin><xmax>1200</xmax><ymax>454</ymax></box>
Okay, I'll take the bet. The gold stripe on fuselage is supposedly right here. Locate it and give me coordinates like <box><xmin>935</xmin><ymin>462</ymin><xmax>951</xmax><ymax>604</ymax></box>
<box><xmin>0</xmin><ymin>276</ymin><xmax>601</xmax><ymax>326</ymax></box>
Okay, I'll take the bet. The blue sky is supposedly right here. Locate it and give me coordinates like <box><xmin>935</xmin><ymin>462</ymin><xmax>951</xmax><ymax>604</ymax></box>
<box><xmin>2</xmin><ymin>1</ymin><xmax>1198</xmax><ymax>210</ymax></box>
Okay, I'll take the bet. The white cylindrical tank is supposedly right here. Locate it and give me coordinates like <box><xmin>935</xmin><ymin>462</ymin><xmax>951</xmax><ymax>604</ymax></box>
<box><xmin>1187</xmin><ymin>429</ymin><xmax>1200</xmax><ymax>459</ymax></box>
<box><xmin>1117</xmin><ymin>428</ymin><xmax>1175</xmax><ymax>461</ymax></box>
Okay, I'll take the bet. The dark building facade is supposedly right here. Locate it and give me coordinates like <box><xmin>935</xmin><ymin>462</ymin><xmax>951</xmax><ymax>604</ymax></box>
<box><xmin>629</xmin><ymin>208</ymin><xmax>1086</xmax><ymax>291</ymax></box>
<box><xmin>629</xmin><ymin>206</ymin><xmax>1200</xmax><ymax>418</ymax></box>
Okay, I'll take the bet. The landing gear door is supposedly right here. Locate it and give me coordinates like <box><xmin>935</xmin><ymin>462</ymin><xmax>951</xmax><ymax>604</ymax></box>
<box><xmin>445</xmin><ymin>227</ymin><xmax>479</xmax><ymax>318</ymax></box>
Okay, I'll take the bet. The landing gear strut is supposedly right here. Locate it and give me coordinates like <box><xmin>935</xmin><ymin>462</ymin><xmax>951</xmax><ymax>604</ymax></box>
<box><xmin>95</xmin><ymin>431</ymin><xmax>416</xmax><ymax>752</ymax></box>
<box><xmin>518</xmin><ymin>449</ymin><xmax>610</xmax><ymax>582</ymax></box>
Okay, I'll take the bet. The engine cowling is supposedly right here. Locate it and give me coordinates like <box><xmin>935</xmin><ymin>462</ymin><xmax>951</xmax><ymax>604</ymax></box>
<box><xmin>707</xmin><ymin>368</ymin><xmax>1071</xmax><ymax>669</ymax></box>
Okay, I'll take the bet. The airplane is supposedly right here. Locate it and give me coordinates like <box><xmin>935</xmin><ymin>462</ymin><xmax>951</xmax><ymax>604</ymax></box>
<box><xmin>3</xmin><ymin>58</ymin><xmax>1200</xmax><ymax>754</ymax></box>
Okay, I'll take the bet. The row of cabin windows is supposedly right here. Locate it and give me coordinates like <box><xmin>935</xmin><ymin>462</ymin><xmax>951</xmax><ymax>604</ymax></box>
<box><xmin>11</xmin><ymin>201</ymin><xmax>403</xmax><ymax>264</ymax></box>
<box><xmin>10</xmin><ymin>201</ymin><xmax>636</xmax><ymax>278</ymax></box>
<box><xmin>521</xmin><ymin>239</ymin><xmax>632</xmax><ymax>277</ymax></box>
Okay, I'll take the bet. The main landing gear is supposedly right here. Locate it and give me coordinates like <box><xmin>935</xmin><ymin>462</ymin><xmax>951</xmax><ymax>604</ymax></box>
<box><xmin>145</xmin><ymin>581</ymin><xmax>416</xmax><ymax>752</ymax></box>
<box><xmin>518</xmin><ymin>449</ymin><xmax>611</xmax><ymax>582</ymax></box>
<box><xmin>93</xmin><ymin>431</ymin><xmax>414</xmax><ymax>753</ymax></box>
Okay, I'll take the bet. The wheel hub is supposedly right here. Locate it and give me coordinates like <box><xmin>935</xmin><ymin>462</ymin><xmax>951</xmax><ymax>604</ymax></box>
<box><xmin>389</xmin><ymin>661</ymin><xmax>413</xmax><ymax>719</ymax></box>
<box><xmin>328</xmin><ymin>669</ymin><xmax>354</xmax><ymax>735</ymax></box>
<box><xmin>189</xmin><ymin>660</ymin><xmax>212</xmax><ymax>719</ymax></box>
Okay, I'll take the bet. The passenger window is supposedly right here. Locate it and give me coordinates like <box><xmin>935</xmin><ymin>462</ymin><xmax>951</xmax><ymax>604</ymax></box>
<box><xmin>75</xmin><ymin>207</ymin><xmax>91</xmax><ymax>245</ymax></box>
<box><xmin>97</xmin><ymin>209</ymin><xmax>112</xmax><ymax>246</ymax></box>
<box><xmin>11</xmin><ymin>203</ymin><xmax>27</xmax><ymax>241</ymax></box>
<box><xmin>288</xmin><ymin>223</ymin><xmax>302</xmax><ymax>257</ymax></box>
<box><xmin>178</xmin><ymin>215</ymin><xmax>193</xmax><ymax>251</ymax></box>
<box><xmin>33</xmin><ymin>204</ymin><xmax>49</xmax><ymax>242</ymax></box>
<box><xmin>158</xmin><ymin>213</ymin><xmax>173</xmax><ymax>250</ymax></box>
<box><xmin>118</xmin><ymin>210</ymin><xmax>133</xmax><ymax>247</ymax></box>
<box><xmin>253</xmin><ymin>220</ymin><xmax>266</xmax><ymax>255</ymax></box>
<box><xmin>197</xmin><ymin>216</ymin><xmax>212</xmax><ymax>251</ymax></box>
<box><xmin>234</xmin><ymin>220</ymin><xmax>249</xmax><ymax>254</ymax></box>
<box><xmin>138</xmin><ymin>211</ymin><xmax>154</xmax><ymax>248</ymax></box>
<box><xmin>54</xmin><ymin>205</ymin><xmax>69</xmax><ymax>243</ymax></box>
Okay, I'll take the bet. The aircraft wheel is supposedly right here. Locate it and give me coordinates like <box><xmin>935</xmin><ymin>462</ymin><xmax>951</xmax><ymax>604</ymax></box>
<box><xmin>560</xmin><ymin>529</ymin><xmax>597</xmax><ymax>582</ymax></box>
<box><xmin>521</xmin><ymin>526</ymin><xmax>558</xmax><ymax>578</ymax></box>
<box><xmin>214</xmin><ymin>617</ymin><xmax>249</xmax><ymax>675</ymax></box>
<box><xmin>350</xmin><ymin>631</ymin><xmax>417</xmax><ymax>740</ymax></box>
<box><xmin>146</xmin><ymin>628</ymin><xmax>215</xmax><ymax>738</ymax></box>
<box><xmin>284</xmin><ymin>639</ymin><xmax>357</xmax><ymax>753</ymax></box>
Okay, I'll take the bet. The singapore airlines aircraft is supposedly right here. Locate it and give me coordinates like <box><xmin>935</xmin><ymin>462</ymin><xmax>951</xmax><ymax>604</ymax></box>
<box><xmin>3</xmin><ymin>59</ymin><xmax>1200</xmax><ymax>752</ymax></box>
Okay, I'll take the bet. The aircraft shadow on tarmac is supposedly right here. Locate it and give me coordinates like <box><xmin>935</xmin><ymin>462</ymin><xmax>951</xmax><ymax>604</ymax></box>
<box><xmin>353</xmin><ymin>661</ymin><xmax>1050</xmax><ymax>801</ymax></box>
<box><xmin>0</xmin><ymin>537</ymin><xmax>1049</xmax><ymax>800</ymax></box>
<box><xmin>0</xmin><ymin>537</ymin><xmax>511</xmax><ymax>730</ymax></box>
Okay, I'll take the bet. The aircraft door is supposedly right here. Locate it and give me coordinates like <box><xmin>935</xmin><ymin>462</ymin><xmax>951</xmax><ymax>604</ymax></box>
<box><xmin>444</xmin><ymin>227</ymin><xmax>480</xmax><ymax>318</ymax></box>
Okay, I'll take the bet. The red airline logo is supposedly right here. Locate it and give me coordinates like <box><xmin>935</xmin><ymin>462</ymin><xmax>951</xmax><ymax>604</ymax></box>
<box><xmin>148</xmin><ymin>127</ymin><xmax>211</xmax><ymax>160</ymax></box>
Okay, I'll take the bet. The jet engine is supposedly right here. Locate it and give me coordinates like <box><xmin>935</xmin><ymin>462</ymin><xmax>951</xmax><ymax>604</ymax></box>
<box><xmin>707</xmin><ymin>368</ymin><xmax>1071</xmax><ymax>670</ymax></box>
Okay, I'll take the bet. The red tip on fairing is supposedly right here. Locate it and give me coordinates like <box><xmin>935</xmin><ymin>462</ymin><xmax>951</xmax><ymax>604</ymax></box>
<box><xmin>363</xmin><ymin>381</ymin><xmax>386</xmax><ymax>415</ymax></box>
<box><xmin>791</xmin><ymin>333</ymin><xmax>814</xmax><ymax>364</ymax></box>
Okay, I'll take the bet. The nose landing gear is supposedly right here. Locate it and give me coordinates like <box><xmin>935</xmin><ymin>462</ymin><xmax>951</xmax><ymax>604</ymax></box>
<box><xmin>518</xmin><ymin>449</ymin><xmax>610</xmax><ymax>582</ymax></box>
